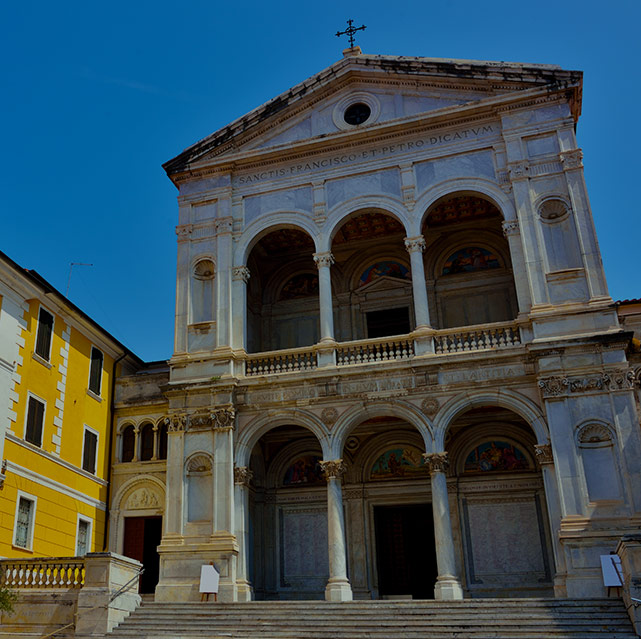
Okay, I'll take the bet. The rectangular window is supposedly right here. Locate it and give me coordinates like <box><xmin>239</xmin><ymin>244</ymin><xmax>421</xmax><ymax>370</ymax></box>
<box><xmin>88</xmin><ymin>347</ymin><xmax>103</xmax><ymax>396</ymax></box>
<box><xmin>25</xmin><ymin>395</ymin><xmax>45</xmax><ymax>447</ymax></box>
<box><xmin>76</xmin><ymin>518</ymin><xmax>91</xmax><ymax>556</ymax></box>
<box><xmin>14</xmin><ymin>494</ymin><xmax>36</xmax><ymax>550</ymax></box>
<box><xmin>82</xmin><ymin>426</ymin><xmax>98</xmax><ymax>474</ymax></box>
<box><xmin>35</xmin><ymin>307</ymin><xmax>54</xmax><ymax>361</ymax></box>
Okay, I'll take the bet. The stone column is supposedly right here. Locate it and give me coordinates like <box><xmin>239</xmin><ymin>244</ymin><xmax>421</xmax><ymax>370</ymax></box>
<box><xmin>231</xmin><ymin>265</ymin><xmax>250</xmax><ymax>354</ymax></box>
<box><xmin>234</xmin><ymin>465</ymin><xmax>253</xmax><ymax>601</ymax></box>
<box><xmin>216</xmin><ymin>216</ymin><xmax>233</xmax><ymax>349</ymax></box>
<box><xmin>502</xmin><ymin>220</ymin><xmax>532</xmax><ymax>314</ymax></box>
<box><xmin>405</xmin><ymin>235</ymin><xmax>434</xmax><ymax>355</ymax></box>
<box><xmin>534</xmin><ymin>443</ymin><xmax>567</xmax><ymax>597</ymax></box>
<box><xmin>151</xmin><ymin>424</ymin><xmax>159</xmax><ymax>461</ymax></box>
<box><xmin>319</xmin><ymin>459</ymin><xmax>353</xmax><ymax>601</ymax></box>
<box><xmin>313</xmin><ymin>252</ymin><xmax>337</xmax><ymax>367</ymax></box>
<box><xmin>132</xmin><ymin>426</ymin><xmax>140</xmax><ymax>463</ymax></box>
<box><xmin>423</xmin><ymin>452</ymin><xmax>464</xmax><ymax>600</ymax></box>
<box><xmin>162</xmin><ymin>414</ymin><xmax>186</xmax><ymax>541</ymax></box>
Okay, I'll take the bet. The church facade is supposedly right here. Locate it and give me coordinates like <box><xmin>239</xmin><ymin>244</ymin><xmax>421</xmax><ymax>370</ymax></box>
<box><xmin>111</xmin><ymin>49</ymin><xmax>641</xmax><ymax>604</ymax></box>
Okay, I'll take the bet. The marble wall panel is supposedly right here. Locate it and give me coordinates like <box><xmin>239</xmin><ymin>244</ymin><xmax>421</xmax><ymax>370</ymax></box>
<box><xmin>415</xmin><ymin>150</ymin><xmax>495</xmax><ymax>193</ymax></box>
<box><xmin>526</xmin><ymin>134</ymin><xmax>559</xmax><ymax>158</ymax></box>
<box><xmin>280</xmin><ymin>507</ymin><xmax>329</xmax><ymax>592</ymax></box>
<box><xmin>244</xmin><ymin>186</ymin><xmax>313</xmax><ymax>225</ymax></box>
<box><xmin>326</xmin><ymin>169</ymin><xmax>401</xmax><ymax>209</ymax></box>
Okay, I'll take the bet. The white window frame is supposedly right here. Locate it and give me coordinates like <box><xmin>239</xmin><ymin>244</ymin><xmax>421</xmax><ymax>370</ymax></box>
<box><xmin>81</xmin><ymin>425</ymin><xmax>99</xmax><ymax>475</ymax></box>
<box><xmin>88</xmin><ymin>346</ymin><xmax>104</xmax><ymax>398</ymax></box>
<box><xmin>24</xmin><ymin>391</ymin><xmax>46</xmax><ymax>448</ymax></box>
<box><xmin>13</xmin><ymin>490</ymin><xmax>37</xmax><ymax>551</ymax></box>
<box><xmin>75</xmin><ymin>515</ymin><xmax>92</xmax><ymax>556</ymax></box>
<box><xmin>34</xmin><ymin>305</ymin><xmax>55</xmax><ymax>362</ymax></box>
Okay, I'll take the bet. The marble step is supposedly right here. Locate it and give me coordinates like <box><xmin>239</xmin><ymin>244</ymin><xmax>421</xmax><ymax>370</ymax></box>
<box><xmin>107</xmin><ymin>599</ymin><xmax>637</xmax><ymax>639</ymax></box>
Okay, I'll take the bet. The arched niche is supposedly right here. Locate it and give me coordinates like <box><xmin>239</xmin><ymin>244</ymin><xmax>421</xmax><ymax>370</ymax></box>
<box><xmin>185</xmin><ymin>452</ymin><xmax>214</xmax><ymax>525</ymax></box>
<box><xmin>422</xmin><ymin>194</ymin><xmax>518</xmax><ymax>329</ymax></box>
<box><xmin>245</xmin><ymin>226</ymin><xmax>318</xmax><ymax>352</ymax></box>
<box><xmin>329</xmin><ymin>209</ymin><xmax>414</xmax><ymax>341</ymax></box>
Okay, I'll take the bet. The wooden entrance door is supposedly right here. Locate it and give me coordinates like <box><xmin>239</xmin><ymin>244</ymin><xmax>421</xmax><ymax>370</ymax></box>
<box><xmin>123</xmin><ymin>516</ymin><xmax>162</xmax><ymax>594</ymax></box>
<box><xmin>374</xmin><ymin>504</ymin><xmax>437</xmax><ymax>599</ymax></box>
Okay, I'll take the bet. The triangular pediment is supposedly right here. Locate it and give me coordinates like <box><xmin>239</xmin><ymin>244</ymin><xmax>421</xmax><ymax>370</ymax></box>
<box><xmin>355</xmin><ymin>275</ymin><xmax>413</xmax><ymax>295</ymax></box>
<box><xmin>164</xmin><ymin>53</ymin><xmax>582</xmax><ymax>179</ymax></box>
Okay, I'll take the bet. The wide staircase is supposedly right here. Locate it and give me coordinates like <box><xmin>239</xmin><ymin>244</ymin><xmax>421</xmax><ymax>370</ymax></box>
<box><xmin>106</xmin><ymin>598</ymin><xmax>638</xmax><ymax>638</ymax></box>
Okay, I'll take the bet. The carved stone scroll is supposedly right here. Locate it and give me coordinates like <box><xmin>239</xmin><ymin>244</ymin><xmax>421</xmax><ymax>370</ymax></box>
<box><xmin>534</xmin><ymin>444</ymin><xmax>554</xmax><ymax>466</ymax></box>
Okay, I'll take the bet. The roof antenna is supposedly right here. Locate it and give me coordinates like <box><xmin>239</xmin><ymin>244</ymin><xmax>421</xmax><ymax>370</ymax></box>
<box><xmin>335</xmin><ymin>19</ymin><xmax>366</xmax><ymax>49</ymax></box>
<box><xmin>66</xmin><ymin>262</ymin><xmax>93</xmax><ymax>297</ymax></box>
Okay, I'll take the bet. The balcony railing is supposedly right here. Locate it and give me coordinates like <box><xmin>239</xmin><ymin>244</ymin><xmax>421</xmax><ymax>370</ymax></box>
<box><xmin>245</xmin><ymin>346</ymin><xmax>318</xmax><ymax>376</ymax></box>
<box><xmin>336</xmin><ymin>335</ymin><xmax>415</xmax><ymax>366</ymax></box>
<box><xmin>242</xmin><ymin>321</ymin><xmax>522</xmax><ymax>376</ymax></box>
<box><xmin>1</xmin><ymin>557</ymin><xmax>85</xmax><ymax>589</ymax></box>
<box><xmin>434</xmin><ymin>321</ymin><xmax>521</xmax><ymax>354</ymax></box>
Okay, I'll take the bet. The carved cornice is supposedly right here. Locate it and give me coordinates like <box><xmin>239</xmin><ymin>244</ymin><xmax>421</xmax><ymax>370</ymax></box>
<box><xmin>423</xmin><ymin>452</ymin><xmax>449</xmax><ymax>474</ymax></box>
<box><xmin>404</xmin><ymin>236</ymin><xmax>426</xmax><ymax>254</ymax></box>
<box><xmin>313</xmin><ymin>252</ymin><xmax>335</xmax><ymax>269</ymax></box>
<box><xmin>502</xmin><ymin>220</ymin><xmax>519</xmax><ymax>237</ymax></box>
<box><xmin>212</xmin><ymin>407</ymin><xmax>236</xmax><ymax>431</ymax></box>
<box><xmin>560</xmin><ymin>149</ymin><xmax>583</xmax><ymax>171</ymax></box>
<box><xmin>165</xmin><ymin>413</ymin><xmax>187</xmax><ymax>432</ymax></box>
<box><xmin>538</xmin><ymin>369</ymin><xmax>635</xmax><ymax>398</ymax></box>
<box><xmin>234</xmin><ymin>466</ymin><xmax>253</xmax><ymax>487</ymax></box>
<box><xmin>215</xmin><ymin>216</ymin><xmax>233</xmax><ymax>234</ymax></box>
<box><xmin>319</xmin><ymin>459</ymin><xmax>346</xmax><ymax>480</ymax></box>
<box><xmin>534</xmin><ymin>444</ymin><xmax>554</xmax><ymax>466</ymax></box>
<box><xmin>176</xmin><ymin>224</ymin><xmax>193</xmax><ymax>242</ymax></box>
<box><xmin>232</xmin><ymin>266</ymin><xmax>251</xmax><ymax>283</ymax></box>
<box><xmin>508</xmin><ymin>160</ymin><xmax>529</xmax><ymax>181</ymax></box>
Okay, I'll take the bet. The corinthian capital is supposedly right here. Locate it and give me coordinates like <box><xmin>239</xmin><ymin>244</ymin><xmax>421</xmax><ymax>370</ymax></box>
<box><xmin>211</xmin><ymin>407</ymin><xmax>236</xmax><ymax>431</ymax></box>
<box><xmin>404</xmin><ymin>236</ymin><xmax>426</xmax><ymax>254</ymax></box>
<box><xmin>232</xmin><ymin>266</ymin><xmax>251</xmax><ymax>282</ymax></box>
<box><xmin>234</xmin><ymin>466</ymin><xmax>253</xmax><ymax>486</ymax></box>
<box><xmin>422</xmin><ymin>452</ymin><xmax>449</xmax><ymax>474</ymax></box>
<box><xmin>313</xmin><ymin>252</ymin><xmax>335</xmax><ymax>269</ymax></box>
<box><xmin>319</xmin><ymin>459</ymin><xmax>346</xmax><ymax>480</ymax></box>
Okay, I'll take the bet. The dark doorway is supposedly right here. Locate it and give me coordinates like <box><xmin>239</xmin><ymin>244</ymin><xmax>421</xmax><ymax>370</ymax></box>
<box><xmin>374</xmin><ymin>504</ymin><xmax>437</xmax><ymax>599</ymax></box>
<box><xmin>123</xmin><ymin>516</ymin><xmax>162</xmax><ymax>594</ymax></box>
<box><xmin>366</xmin><ymin>307</ymin><xmax>411</xmax><ymax>338</ymax></box>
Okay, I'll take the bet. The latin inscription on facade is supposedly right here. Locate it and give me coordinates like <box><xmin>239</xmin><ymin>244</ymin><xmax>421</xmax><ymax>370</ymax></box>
<box><xmin>234</xmin><ymin>124</ymin><xmax>497</xmax><ymax>185</ymax></box>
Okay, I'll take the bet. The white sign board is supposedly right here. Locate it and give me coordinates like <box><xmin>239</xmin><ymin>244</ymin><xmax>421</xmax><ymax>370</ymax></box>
<box><xmin>199</xmin><ymin>564</ymin><xmax>220</xmax><ymax>593</ymax></box>
<box><xmin>600</xmin><ymin>555</ymin><xmax>623</xmax><ymax>587</ymax></box>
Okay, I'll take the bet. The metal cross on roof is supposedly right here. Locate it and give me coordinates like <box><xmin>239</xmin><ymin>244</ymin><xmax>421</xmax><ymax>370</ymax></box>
<box><xmin>335</xmin><ymin>19</ymin><xmax>366</xmax><ymax>48</ymax></box>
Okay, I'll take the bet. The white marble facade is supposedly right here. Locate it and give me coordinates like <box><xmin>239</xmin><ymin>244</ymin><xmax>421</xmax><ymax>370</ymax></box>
<box><xmin>112</xmin><ymin>49</ymin><xmax>641</xmax><ymax>603</ymax></box>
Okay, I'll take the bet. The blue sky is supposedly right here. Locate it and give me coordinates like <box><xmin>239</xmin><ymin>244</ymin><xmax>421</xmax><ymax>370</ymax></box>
<box><xmin>2</xmin><ymin>1</ymin><xmax>639</xmax><ymax>361</ymax></box>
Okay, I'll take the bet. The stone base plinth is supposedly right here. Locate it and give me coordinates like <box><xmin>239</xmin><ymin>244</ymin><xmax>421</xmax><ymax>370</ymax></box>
<box><xmin>325</xmin><ymin>577</ymin><xmax>353</xmax><ymax>602</ymax></box>
<box><xmin>434</xmin><ymin>576</ymin><xmax>464</xmax><ymax>600</ymax></box>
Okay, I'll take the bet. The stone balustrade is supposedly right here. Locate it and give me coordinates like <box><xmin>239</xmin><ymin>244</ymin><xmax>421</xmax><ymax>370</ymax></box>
<box><xmin>245</xmin><ymin>347</ymin><xmax>318</xmax><ymax>376</ymax></box>
<box><xmin>1</xmin><ymin>557</ymin><xmax>85</xmax><ymax>589</ymax></box>
<box><xmin>433</xmin><ymin>321</ymin><xmax>521</xmax><ymax>354</ymax></box>
<box><xmin>336</xmin><ymin>335</ymin><xmax>415</xmax><ymax>366</ymax></box>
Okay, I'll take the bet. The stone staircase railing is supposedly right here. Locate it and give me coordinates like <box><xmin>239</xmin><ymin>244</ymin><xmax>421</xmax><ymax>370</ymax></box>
<box><xmin>434</xmin><ymin>321</ymin><xmax>521</xmax><ymax>354</ymax></box>
<box><xmin>1</xmin><ymin>557</ymin><xmax>85</xmax><ymax>589</ymax></box>
<box><xmin>336</xmin><ymin>335</ymin><xmax>415</xmax><ymax>366</ymax></box>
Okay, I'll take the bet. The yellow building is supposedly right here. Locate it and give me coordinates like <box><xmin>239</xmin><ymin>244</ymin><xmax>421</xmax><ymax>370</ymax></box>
<box><xmin>0</xmin><ymin>250</ymin><xmax>140</xmax><ymax>559</ymax></box>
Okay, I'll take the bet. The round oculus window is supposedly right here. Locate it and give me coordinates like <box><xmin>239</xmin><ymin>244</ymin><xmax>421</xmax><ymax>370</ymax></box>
<box><xmin>344</xmin><ymin>102</ymin><xmax>371</xmax><ymax>125</ymax></box>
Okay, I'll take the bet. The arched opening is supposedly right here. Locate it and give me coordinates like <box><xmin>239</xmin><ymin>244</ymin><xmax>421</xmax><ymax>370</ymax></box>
<box><xmin>444</xmin><ymin>405</ymin><xmax>554</xmax><ymax>597</ymax></box>
<box><xmin>423</xmin><ymin>195</ymin><xmax>518</xmax><ymax>328</ymax></box>
<box><xmin>330</xmin><ymin>210</ymin><xmax>413</xmax><ymax>341</ymax></box>
<box><xmin>337</xmin><ymin>415</ymin><xmax>437</xmax><ymax>600</ymax></box>
<box><xmin>246</xmin><ymin>228</ymin><xmax>318</xmax><ymax>353</ymax></box>
<box><xmin>139</xmin><ymin>422</ymin><xmax>155</xmax><ymax>461</ymax></box>
<box><xmin>157</xmin><ymin>420</ymin><xmax>168</xmax><ymax>460</ymax></box>
<box><xmin>121</xmin><ymin>424</ymin><xmax>135</xmax><ymax>463</ymax></box>
<box><xmin>249</xmin><ymin>424</ymin><xmax>327</xmax><ymax>600</ymax></box>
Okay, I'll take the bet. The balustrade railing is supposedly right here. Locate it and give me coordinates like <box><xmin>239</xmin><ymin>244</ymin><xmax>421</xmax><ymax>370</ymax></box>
<box><xmin>433</xmin><ymin>322</ymin><xmax>521</xmax><ymax>354</ymax></box>
<box><xmin>245</xmin><ymin>347</ymin><xmax>318</xmax><ymax>376</ymax></box>
<box><xmin>336</xmin><ymin>335</ymin><xmax>414</xmax><ymax>366</ymax></box>
<box><xmin>0</xmin><ymin>557</ymin><xmax>85</xmax><ymax>589</ymax></box>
